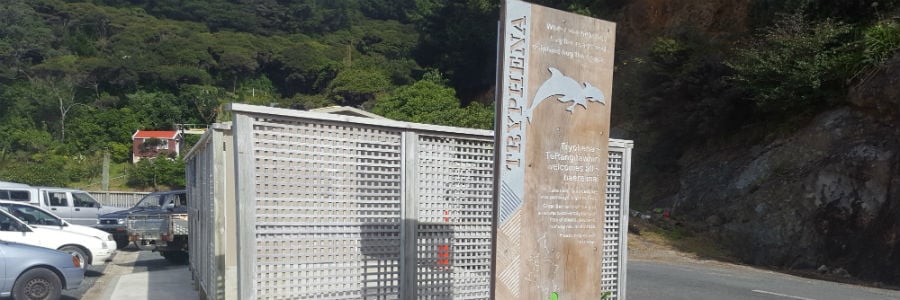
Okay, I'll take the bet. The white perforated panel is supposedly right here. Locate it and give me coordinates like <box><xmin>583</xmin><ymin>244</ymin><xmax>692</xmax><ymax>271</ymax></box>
<box><xmin>602</xmin><ymin>148</ymin><xmax>626</xmax><ymax>300</ymax></box>
<box><xmin>415</xmin><ymin>136</ymin><xmax>494</xmax><ymax>300</ymax></box>
<box><xmin>251</xmin><ymin>117</ymin><xmax>403</xmax><ymax>299</ymax></box>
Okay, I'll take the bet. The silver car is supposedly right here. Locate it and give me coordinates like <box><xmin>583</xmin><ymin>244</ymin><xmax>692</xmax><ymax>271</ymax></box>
<box><xmin>0</xmin><ymin>241</ymin><xmax>84</xmax><ymax>299</ymax></box>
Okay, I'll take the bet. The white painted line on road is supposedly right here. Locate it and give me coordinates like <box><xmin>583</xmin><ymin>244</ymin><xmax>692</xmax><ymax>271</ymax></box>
<box><xmin>752</xmin><ymin>289</ymin><xmax>816</xmax><ymax>300</ymax></box>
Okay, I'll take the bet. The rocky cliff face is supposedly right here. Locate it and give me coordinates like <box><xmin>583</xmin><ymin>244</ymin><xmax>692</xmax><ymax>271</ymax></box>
<box><xmin>612</xmin><ymin>0</ymin><xmax>900</xmax><ymax>284</ymax></box>
<box><xmin>671</xmin><ymin>57</ymin><xmax>900</xmax><ymax>284</ymax></box>
<box><xmin>617</xmin><ymin>0</ymin><xmax>750</xmax><ymax>50</ymax></box>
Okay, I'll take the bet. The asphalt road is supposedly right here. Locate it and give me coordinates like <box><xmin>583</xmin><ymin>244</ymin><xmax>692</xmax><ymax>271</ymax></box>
<box><xmin>628</xmin><ymin>260</ymin><xmax>900</xmax><ymax>300</ymax></box>
<box><xmin>59</xmin><ymin>245</ymin><xmax>185</xmax><ymax>300</ymax></box>
<box><xmin>50</xmin><ymin>248</ymin><xmax>900</xmax><ymax>300</ymax></box>
<box><xmin>60</xmin><ymin>255</ymin><xmax>112</xmax><ymax>300</ymax></box>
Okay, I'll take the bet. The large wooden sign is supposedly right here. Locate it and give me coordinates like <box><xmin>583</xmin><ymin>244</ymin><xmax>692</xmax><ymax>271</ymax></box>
<box><xmin>493</xmin><ymin>0</ymin><xmax>615</xmax><ymax>298</ymax></box>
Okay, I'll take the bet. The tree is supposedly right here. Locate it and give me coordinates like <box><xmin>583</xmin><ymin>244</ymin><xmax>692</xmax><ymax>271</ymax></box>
<box><xmin>57</xmin><ymin>105</ymin><xmax>144</xmax><ymax>165</ymax></box>
<box><xmin>180</xmin><ymin>85</ymin><xmax>224</xmax><ymax>123</ymax></box>
<box><xmin>327</xmin><ymin>68</ymin><xmax>390</xmax><ymax>107</ymax></box>
<box><xmin>0</xmin><ymin>0</ymin><xmax>54</xmax><ymax>80</ymax></box>
<box><xmin>0</xmin><ymin>157</ymin><xmax>67</xmax><ymax>187</ymax></box>
<box><xmin>126</xmin><ymin>91</ymin><xmax>184</xmax><ymax>129</ymax></box>
<box><xmin>27</xmin><ymin>75</ymin><xmax>91</xmax><ymax>143</ymax></box>
<box><xmin>411</xmin><ymin>0</ymin><xmax>498</xmax><ymax>101</ymax></box>
<box><xmin>270</xmin><ymin>42</ymin><xmax>341</xmax><ymax>96</ymax></box>
<box><xmin>372</xmin><ymin>71</ymin><xmax>491</xmax><ymax>129</ymax></box>
<box><xmin>65</xmin><ymin>151</ymin><xmax>104</xmax><ymax>185</ymax></box>
<box><xmin>358</xmin><ymin>0</ymin><xmax>416</xmax><ymax>21</ymax></box>
<box><xmin>233</xmin><ymin>77</ymin><xmax>278</xmax><ymax>107</ymax></box>
<box><xmin>287</xmin><ymin>93</ymin><xmax>334</xmax><ymax>110</ymax></box>
<box><xmin>127</xmin><ymin>156</ymin><xmax>185</xmax><ymax>190</ymax></box>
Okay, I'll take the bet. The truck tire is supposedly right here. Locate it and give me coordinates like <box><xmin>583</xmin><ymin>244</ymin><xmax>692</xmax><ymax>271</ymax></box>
<box><xmin>114</xmin><ymin>236</ymin><xmax>130</xmax><ymax>249</ymax></box>
<box><xmin>12</xmin><ymin>267</ymin><xmax>62</xmax><ymax>300</ymax></box>
<box><xmin>162</xmin><ymin>251</ymin><xmax>189</xmax><ymax>264</ymax></box>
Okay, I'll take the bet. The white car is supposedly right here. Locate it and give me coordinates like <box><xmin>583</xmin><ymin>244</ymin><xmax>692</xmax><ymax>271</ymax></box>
<box><xmin>0</xmin><ymin>199</ymin><xmax>115</xmax><ymax>244</ymax></box>
<box><xmin>0</xmin><ymin>207</ymin><xmax>112</xmax><ymax>268</ymax></box>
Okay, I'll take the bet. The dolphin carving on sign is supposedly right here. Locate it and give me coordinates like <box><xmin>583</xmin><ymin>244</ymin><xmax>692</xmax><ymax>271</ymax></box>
<box><xmin>526</xmin><ymin>67</ymin><xmax>606</xmax><ymax>123</ymax></box>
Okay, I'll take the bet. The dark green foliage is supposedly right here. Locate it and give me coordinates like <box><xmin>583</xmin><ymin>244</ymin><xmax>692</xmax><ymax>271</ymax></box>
<box><xmin>0</xmin><ymin>0</ymin><xmax>54</xmax><ymax>80</ymax></box>
<box><xmin>359</xmin><ymin>0</ymin><xmax>416</xmax><ymax>21</ymax></box>
<box><xmin>65</xmin><ymin>152</ymin><xmax>104</xmax><ymax>183</ymax></box>
<box><xmin>127</xmin><ymin>156</ymin><xmax>185</xmax><ymax>189</ymax></box>
<box><xmin>412</xmin><ymin>0</ymin><xmax>498</xmax><ymax>101</ymax></box>
<box><xmin>287</xmin><ymin>94</ymin><xmax>335</xmax><ymax>110</ymax></box>
<box><xmin>99</xmin><ymin>0</ymin><xmax>359</xmax><ymax>35</ymax></box>
<box><xmin>0</xmin><ymin>157</ymin><xmax>67</xmax><ymax>187</ymax></box>
<box><xmin>372</xmin><ymin>72</ymin><xmax>492</xmax><ymax>129</ymax></box>
<box><xmin>269</xmin><ymin>42</ymin><xmax>341</xmax><ymax>96</ymax></box>
<box><xmin>750</xmin><ymin>0</ymin><xmax>899</xmax><ymax>25</ymax></box>
<box><xmin>3</xmin><ymin>0</ymin><xmax>893</xmax><ymax>191</ymax></box>
<box><xmin>528</xmin><ymin>0</ymin><xmax>625</xmax><ymax>18</ymax></box>
<box><xmin>125</xmin><ymin>91</ymin><xmax>185</xmax><ymax>129</ymax></box>
<box><xmin>327</xmin><ymin>68</ymin><xmax>391</xmax><ymax>107</ymax></box>
<box><xmin>0</xmin><ymin>0</ymin><xmax>504</xmax><ymax>188</ymax></box>
<box><xmin>727</xmin><ymin>13</ymin><xmax>857</xmax><ymax>113</ymax></box>
<box><xmin>861</xmin><ymin>19</ymin><xmax>900</xmax><ymax>66</ymax></box>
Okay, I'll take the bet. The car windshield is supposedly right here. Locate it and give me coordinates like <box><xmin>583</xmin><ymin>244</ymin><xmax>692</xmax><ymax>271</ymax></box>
<box><xmin>0</xmin><ymin>210</ymin><xmax>29</xmax><ymax>232</ymax></box>
<box><xmin>0</xmin><ymin>204</ymin><xmax>62</xmax><ymax>226</ymax></box>
<box><xmin>134</xmin><ymin>194</ymin><xmax>164</xmax><ymax>209</ymax></box>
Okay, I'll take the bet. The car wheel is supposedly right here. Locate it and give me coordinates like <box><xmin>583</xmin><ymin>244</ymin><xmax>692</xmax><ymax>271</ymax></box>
<box><xmin>12</xmin><ymin>267</ymin><xmax>62</xmax><ymax>300</ymax></box>
<box><xmin>58</xmin><ymin>246</ymin><xmax>89</xmax><ymax>268</ymax></box>
<box><xmin>114</xmin><ymin>237</ymin><xmax>130</xmax><ymax>249</ymax></box>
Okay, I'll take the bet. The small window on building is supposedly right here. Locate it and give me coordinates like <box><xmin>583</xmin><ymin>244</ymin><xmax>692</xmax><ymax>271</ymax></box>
<box><xmin>158</xmin><ymin>140</ymin><xmax>169</xmax><ymax>150</ymax></box>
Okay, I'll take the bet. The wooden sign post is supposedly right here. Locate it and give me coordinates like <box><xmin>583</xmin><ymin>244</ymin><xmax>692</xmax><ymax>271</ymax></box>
<box><xmin>493</xmin><ymin>0</ymin><xmax>616</xmax><ymax>299</ymax></box>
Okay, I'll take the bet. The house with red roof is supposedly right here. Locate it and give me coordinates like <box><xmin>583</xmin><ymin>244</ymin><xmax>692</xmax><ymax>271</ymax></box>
<box><xmin>132</xmin><ymin>130</ymin><xmax>183</xmax><ymax>163</ymax></box>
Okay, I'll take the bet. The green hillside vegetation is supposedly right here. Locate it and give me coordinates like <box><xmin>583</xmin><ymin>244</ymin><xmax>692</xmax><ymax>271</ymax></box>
<box><xmin>0</xmin><ymin>0</ymin><xmax>498</xmax><ymax>189</ymax></box>
<box><xmin>1</xmin><ymin>0</ymin><xmax>898</xmax><ymax>194</ymax></box>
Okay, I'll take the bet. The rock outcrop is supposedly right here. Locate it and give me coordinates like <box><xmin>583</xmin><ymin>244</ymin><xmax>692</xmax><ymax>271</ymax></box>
<box><xmin>611</xmin><ymin>0</ymin><xmax>900</xmax><ymax>284</ymax></box>
<box><xmin>617</xmin><ymin>0</ymin><xmax>751</xmax><ymax>49</ymax></box>
<box><xmin>671</xmin><ymin>58</ymin><xmax>900</xmax><ymax>283</ymax></box>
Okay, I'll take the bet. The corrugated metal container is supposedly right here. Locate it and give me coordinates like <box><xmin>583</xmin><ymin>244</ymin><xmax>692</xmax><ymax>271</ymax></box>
<box><xmin>185</xmin><ymin>104</ymin><xmax>631</xmax><ymax>300</ymax></box>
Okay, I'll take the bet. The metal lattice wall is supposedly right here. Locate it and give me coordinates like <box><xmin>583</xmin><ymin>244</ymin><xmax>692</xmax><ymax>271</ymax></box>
<box><xmin>186</xmin><ymin>123</ymin><xmax>236</xmax><ymax>300</ymax></box>
<box><xmin>188</xmin><ymin>104</ymin><xmax>631</xmax><ymax>300</ymax></box>
<box><xmin>414</xmin><ymin>135</ymin><xmax>494</xmax><ymax>300</ymax></box>
<box><xmin>602</xmin><ymin>141</ymin><xmax>632</xmax><ymax>300</ymax></box>
<box><xmin>186</xmin><ymin>129</ymin><xmax>213</xmax><ymax>299</ymax></box>
<box><xmin>251</xmin><ymin>116</ymin><xmax>403</xmax><ymax>299</ymax></box>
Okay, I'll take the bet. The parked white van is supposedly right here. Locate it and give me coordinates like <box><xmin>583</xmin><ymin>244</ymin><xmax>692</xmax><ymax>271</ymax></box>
<box><xmin>0</xmin><ymin>207</ymin><xmax>113</xmax><ymax>267</ymax></box>
<box><xmin>0</xmin><ymin>181</ymin><xmax>123</xmax><ymax>226</ymax></box>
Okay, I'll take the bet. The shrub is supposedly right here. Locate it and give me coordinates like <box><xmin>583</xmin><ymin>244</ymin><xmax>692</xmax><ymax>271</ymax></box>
<box><xmin>862</xmin><ymin>19</ymin><xmax>900</xmax><ymax>66</ymax></box>
<box><xmin>727</xmin><ymin>13</ymin><xmax>856</xmax><ymax>113</ymax></box>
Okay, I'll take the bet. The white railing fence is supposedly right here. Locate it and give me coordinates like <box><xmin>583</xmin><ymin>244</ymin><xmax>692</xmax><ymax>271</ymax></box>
<box><xmin>88</xmin><ymin>191</ymin><xmax>148</xmax><ymax>208</ymax></box>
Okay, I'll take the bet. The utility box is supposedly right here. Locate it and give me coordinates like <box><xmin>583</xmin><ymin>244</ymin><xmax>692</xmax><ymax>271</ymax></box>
<box><xmin>185</xmin><ymin>103</ymin><xmax>631</xmax><ymax>299</ymax></box>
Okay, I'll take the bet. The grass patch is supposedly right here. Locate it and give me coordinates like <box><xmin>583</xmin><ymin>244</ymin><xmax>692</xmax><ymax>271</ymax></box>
<box><xmin>70</xmin><ymin>162</ymin><xmax>137</xmax><ymax>191</ymax></box>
